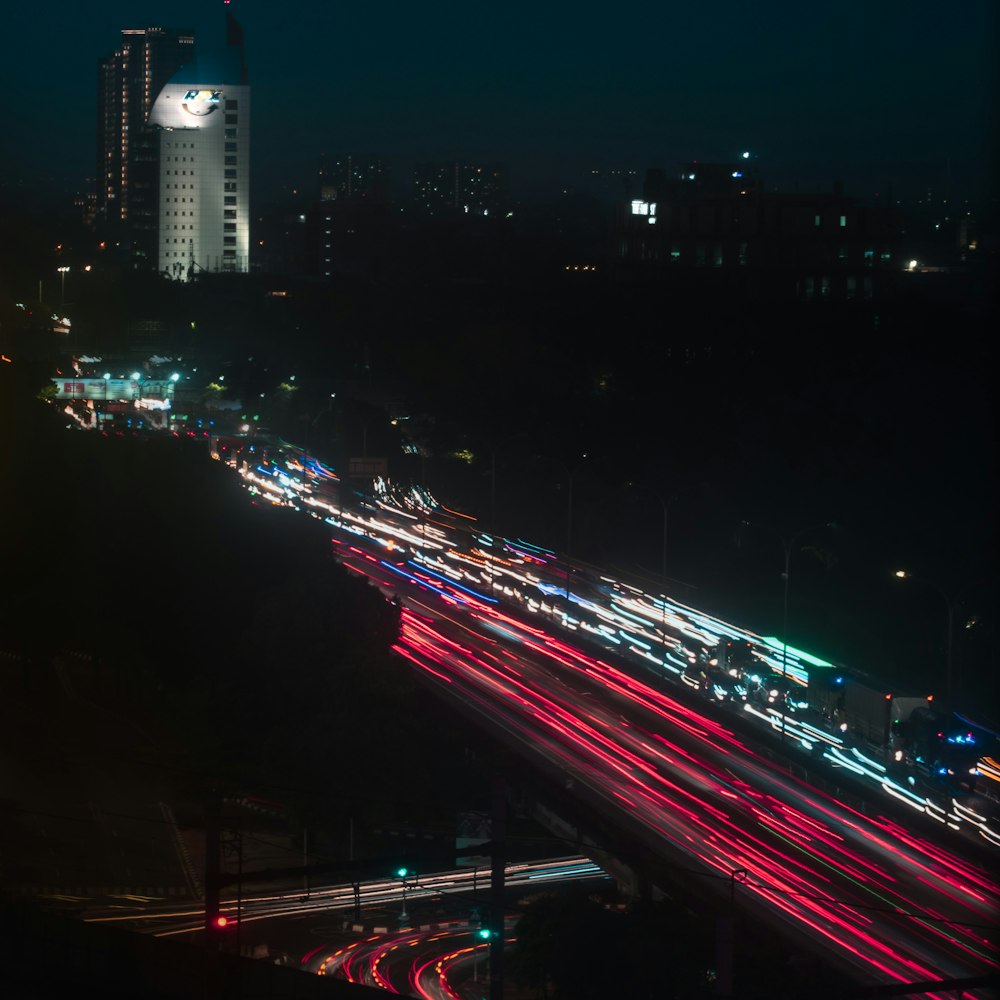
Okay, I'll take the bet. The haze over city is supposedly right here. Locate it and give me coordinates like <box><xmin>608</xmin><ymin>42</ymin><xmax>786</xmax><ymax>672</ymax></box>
<box><xmin>2</xmin><ymin>0</ymin><xmax>997</xmax><ymax>205</ymax></box>
<box><xmin>0</xmin><ymin>2</ymin><xmax>997</xmax><ymax>998</ymax></box>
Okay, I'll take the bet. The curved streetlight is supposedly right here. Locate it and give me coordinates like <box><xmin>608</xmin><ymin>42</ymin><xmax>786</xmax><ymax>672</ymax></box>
<box><xmin>484</xmin><ymin>431</ymin><xmax>537</xmax><ymax>541</ymax></box>
<box><xmin>893</xmin><ymin>570</ymin><xmax>964</xmax><ymax>708</ymax></box>
<box><xmin>626</xmin><ymin>481</ymin><xmax>704</xmax><ymax>676</ymax></box>
<box><xmin>741</xmin><ymin>520</ymin><xmax>835</xmax><ymax>739</ymax></box>
<box><xmin>534</xmin><ymin>453</ymin><xmax>608</xmax><ymax>599</ymax></box>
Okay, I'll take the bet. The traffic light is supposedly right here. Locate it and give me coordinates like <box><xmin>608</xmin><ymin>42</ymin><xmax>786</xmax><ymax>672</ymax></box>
<box><xmin>477</xmin><ymin>927</ymin><xmax>495</xmax><ymax>941</ymax></box>
<box><xmin>205</xmin><ymin>909</ymin><xmax>236</xmax><ymax>938</ymax></box>
<box><xmin>395</xmin><ymin>866</ymin><xmax>410</xmax><ymax>879</ymax></box>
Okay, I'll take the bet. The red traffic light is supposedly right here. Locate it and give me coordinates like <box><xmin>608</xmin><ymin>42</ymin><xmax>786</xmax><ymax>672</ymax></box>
<box><xmin>211</xmin><ymin>914</ymin><xmax>229</xmax><ymax>929</ymax></box>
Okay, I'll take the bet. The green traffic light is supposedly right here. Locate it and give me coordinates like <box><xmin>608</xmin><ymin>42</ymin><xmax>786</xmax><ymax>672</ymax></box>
<box><xmin>396</xmin><ymin>867</ymin><xmax>409</xmax><ymax>878</ymax></box>
<box><xmin>477</xmin><ymin>928</ymin><xmax>493</xmax><ymax>940</ymax></box>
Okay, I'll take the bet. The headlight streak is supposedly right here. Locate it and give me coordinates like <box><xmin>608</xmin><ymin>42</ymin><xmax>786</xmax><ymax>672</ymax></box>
<box><xmin>393</xmin><ymin>606</ymin><xmax>999</xmax><ymax>994</ymax></box>
<box><xmin>273</xmin><ymin>454</ymin><xmax>994</xmax><ymax>857</ymax></box>
<box><xmin>224</xmin><ymin>448</ymin><xmax>1000</xmax><ymax>995</ymax></box>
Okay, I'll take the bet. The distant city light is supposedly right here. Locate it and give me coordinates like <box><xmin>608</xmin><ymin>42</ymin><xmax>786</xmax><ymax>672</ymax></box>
<box><xmin>741</xmin><ymin>151</ymin><xmax>750</xmax><ymax>159</ymax></box>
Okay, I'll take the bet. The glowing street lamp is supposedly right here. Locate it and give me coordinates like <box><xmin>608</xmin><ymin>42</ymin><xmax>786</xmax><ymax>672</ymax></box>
<box><xmin>742</xmin><ymin>521</ymin><xmax>835</xmax><ymax>739</ymax></box>
<box><xmin>535</xmin><ymin>454</ymin><xmax>607</xmax><ymax>600</ymax></box>
<box><xmin>894</xmin><ymin>570</ymin><xmax>957</xmax><ymax>707</ymax></box>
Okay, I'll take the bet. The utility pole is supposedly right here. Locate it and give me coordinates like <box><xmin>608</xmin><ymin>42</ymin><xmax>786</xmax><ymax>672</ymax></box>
<box><xmin>203</xmin><ymin>791</ymin><xmax>222</xmax><ymax>950</ymax></box>
<box><xmin>489</xmin><ymin>774</ymin><xmax>506</xmax><ymax>1000</ymax></box>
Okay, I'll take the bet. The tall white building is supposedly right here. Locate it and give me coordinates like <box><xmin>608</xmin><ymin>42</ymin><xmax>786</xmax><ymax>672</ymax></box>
<box><xmin>149</xmin><ymin>45</ymin><xmax>250</xmax><ymax>279</ymax></box>
<box><xmin>150</xmin><ymin>74</ymin><xmax>250</xmax><ymax>280</ymax></box>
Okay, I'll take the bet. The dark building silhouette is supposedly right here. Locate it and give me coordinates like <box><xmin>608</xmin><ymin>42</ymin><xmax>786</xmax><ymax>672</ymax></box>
<box><xmin>302</xmin><ymin>155</ymin><xmax>394</xmax><ymax>279</ymax></box>
<box><xmin>413</xmin><ymin>161</ymin><xmax>508</xmax><ymax>217</ymax></box>
<box><xmin>318</xmin><ymin>153</ymin><xmax>388</xmax><ymax>203</ymax></box>
<box><xmin>612</xmin><ymin>162</ymin><xmax>901</xmax><ymax>301</ymax></box>
<box><xmin>96</xmin><ymin>27</ymin><xmax>196</xmax><ymax>263</ymax></box>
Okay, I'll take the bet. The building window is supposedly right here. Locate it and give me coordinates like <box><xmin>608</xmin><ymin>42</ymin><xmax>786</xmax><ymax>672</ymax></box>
<box><xmin>223</xmin><ymin>248</ymin><xmax>236</xmax><ymax>257</ymax></box>
<box><xmin>814</xmin><ymin>214</ymin><xmax>821</xmax><ymax>227</ymax></box>
<box><xmin>838</xmin><ymin>245</ymin><xmax>848</xmax><ymax>261</ymax></box>
<box><xmin>224</xmin><ymin>236</ymin><xmax>236</xmax><ymax>245</ymax></box>
<box><xmin>224</xmin><ymin>223</ymin><xmax>236</xmax><ymax>232</ymax></box>
<box><xmin>225</xmin><ymin>169</ymin><xmax>237</xmax><ymax>179</ymax></box>
<box><xmin>839</xmin><ymin>214</ymin><xmax>847</xmax><ymax>227</ymax></box>
<box><xmin>225</xmin><ymin>128</ymin><xmax>237</xmax><ymax>139</ymax></box>
<box><xmin>224</xmin><ymin>209</ymin><xmax>237</xmax><ymax>219</ymax></box>
<box><xmin>225</xmin><ymin>156</ymin><xmax>237</xmax><ymax>166</ymax></box>
<box><xmin>225</xmin><ymin>197</ymin><xmax>237</xmax><ymax>207</ymax></box>
<box><xmin>225</xmin><ymin>99</ymin><xmax>238</xmax><ymax>110</ymax></box>
<box><xmin>225</xmin><ymin>142</ymin><xmax>237</xmax><ymax>152</ymax></box>
<box><xmin>225</xmin><ymin>113</ymin><xmax>238</xmax><ymax>125</ymax></box>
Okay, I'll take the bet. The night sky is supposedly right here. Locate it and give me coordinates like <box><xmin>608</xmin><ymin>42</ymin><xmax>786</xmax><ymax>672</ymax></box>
<box><xmin>3</xmin><ymin>1</ymin><xmax>996</xmax><ymax>205</ymax></box>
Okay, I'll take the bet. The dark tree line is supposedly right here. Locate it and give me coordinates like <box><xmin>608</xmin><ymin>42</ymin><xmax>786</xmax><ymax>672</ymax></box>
<box><xmin>1</xmin><ymin>368</ymin><xmax>484</xmax><ymax>839</ymax></box>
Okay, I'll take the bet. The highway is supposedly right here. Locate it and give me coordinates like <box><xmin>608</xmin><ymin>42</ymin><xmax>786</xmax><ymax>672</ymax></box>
<box><xmin>390</xmin><ymin>596</ymin><xmax>998</xmax><ymax>995</ymax></box>
<box><xmin>245</xmin><ymin>452</ymin><xmax>999</xmax><ymax>851</ymax></box>
<box><xmin>227</xmin><ymin>448</ymin><xmax>1000</xmax><ymax>996</ymax></box>
<box><xmin>309</xmin><ymin>919</ymin><xmax>518</xmax><ymax>999</ymax></box>
<box><xmin>83</xmin><ymin>857</ymin><xmax>608</xmax><ymax>938</ymax></box>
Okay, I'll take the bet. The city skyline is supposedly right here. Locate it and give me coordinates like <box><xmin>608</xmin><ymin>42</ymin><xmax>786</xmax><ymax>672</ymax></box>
<box><xmin>1</xmin><ymin>1</ymin><xmax>996</xmax><ymax>208</ymax></box>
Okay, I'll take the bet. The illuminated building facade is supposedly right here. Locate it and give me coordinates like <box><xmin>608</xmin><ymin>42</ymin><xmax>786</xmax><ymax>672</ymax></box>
<box><xmin>613</xmin><ymin>164</ymin><xmax>899</xmax><ymax>300</ymax></box>
<box><xmin>149</xmin><ymin>17</ymin><xmax>250</xmax><ymax>279</ymax></box>
<box><xmin>318</xmin><ymin>153</ymin><xmax>386</xmax><ymax>202</ymax></box>
<box><xmin>97</xmin><ymin>27</ymin><xmax>196</xmax><ymax>249</ymax></box>
<box><xmin>413</xmin><ymin>162</ymin><xmax>508</xmax><ymax>217</ymax></box>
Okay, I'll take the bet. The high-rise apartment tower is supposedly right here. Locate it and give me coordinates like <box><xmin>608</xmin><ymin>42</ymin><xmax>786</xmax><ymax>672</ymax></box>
<box><xmin>97</xmin><ymin>26</ymin><xmax>196</xmax><ymax>246</ymax></box>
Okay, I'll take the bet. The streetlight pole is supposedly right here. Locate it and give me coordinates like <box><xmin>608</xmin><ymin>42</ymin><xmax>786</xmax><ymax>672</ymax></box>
<box><xmin>536</xmin><ymin>454</ymin><xmax>605</xmax><ymax>602</ymax></box>
<box><xmin>57</xmin><ymin>266</ymin><xmax>70</xmax><ymax>308</ymax></box>
<box><xmin>742</xmin><ymin>521</ymin><xmax>833</xmax><ymax>740</ymax></box>
<box><xmin>893</xmin><ymin>570</ymin><xmax>958</xmax><ymax>707</ymax></box>
<box><xmin>397</xmin><ymin>870</ymin><xmax>411</xmax><ymax>925</ymax></box>
<box><xmin>628</xmin><ymin>482</ymin><xmax>702</xmax><ymax>677</ymax></box>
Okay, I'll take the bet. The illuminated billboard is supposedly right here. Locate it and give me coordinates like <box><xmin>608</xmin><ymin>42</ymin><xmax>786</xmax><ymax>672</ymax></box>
<box><xmin>51</xmin><ymin>378</ymin><xmax>175</xmax><ymax>401</ymax></box>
